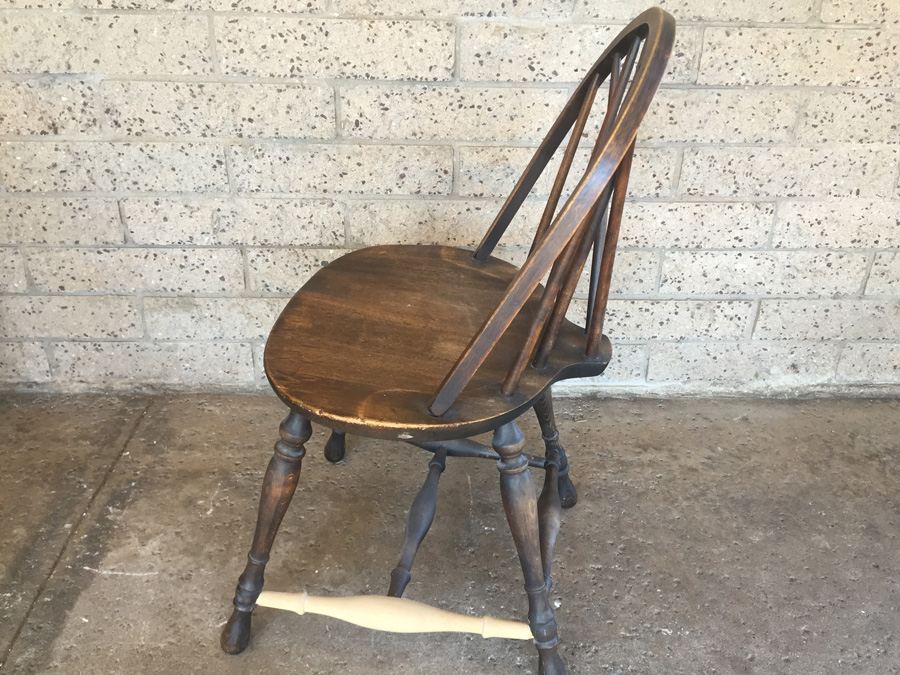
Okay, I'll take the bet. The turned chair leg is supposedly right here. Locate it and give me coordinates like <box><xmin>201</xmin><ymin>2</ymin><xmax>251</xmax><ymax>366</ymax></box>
<box><xmin>493</xmin><ymin>422</ymin><xmax>566</xmax><ymax>675</ymax></box>
<box><xmin>324</xmin><ymin>430</ymin><xmax>346</xmax><ymax>463</ymax></box>
<box><xmin>538</xmin><ymin>450</ymin><xmax>562</xmax><ymax>594</ymax></box>
<box><xmin>388</xmin><ymin>448</ymin><xmax>447</xmax><ymax>597</ymax></box>
<box><xmin>221</xmin><ymin>410</ymin><xmax>312</xmax><ymax>655</ymax></box>
<box><xmin>534</xmin><ymin>390</ymin><xmax>577</xmax><ymax>509</ymax></box>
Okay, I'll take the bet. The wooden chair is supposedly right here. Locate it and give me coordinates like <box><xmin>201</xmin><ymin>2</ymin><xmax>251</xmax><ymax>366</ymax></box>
<box><xmin>221</xmin><ymin>8</ymin><xmax>675</xmax><ymax>674</ymax></box>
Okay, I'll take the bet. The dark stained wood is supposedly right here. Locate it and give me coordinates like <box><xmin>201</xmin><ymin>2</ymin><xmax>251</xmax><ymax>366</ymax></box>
<box><xmin>591</xmin><ymin>35</ymin><xmax>641</xmax><ymax>161</ymax></box>
<box><xmin>587</xmin><ymin>140</ymin><xmax>635</xmax><ymax>357</ymax></box>
<box><xmin>493</xmin><ymin>422</ymin><xmax>565</xmax><ymax>675</ymax></box>
<box><xmin>586</xmin><ymin>195</ymin><xmax>611</xmax><ymax>330</ymax></box>
<box><xmin>533</xmin><ymin>188</ymin><xmax>608</xmax><ymax>368</ymax></box>
<box><xmin>538</xmin><ymin>450</ymin><xmax>561</xmax><ymax>590</ymax></box>
<box><xmin>501</xmin><ymin>215</ymin><xmax>593</xmax><ymax>396</ymax></box>
<box><xmin>224</xmin><ymin>8</ymin><xmax>676</xmax><ymax>673</ymax></box>
<box><xmin>265</xmin><ymin>245</ymin><xmax>611</xmax><ymax>442</ymax></box>
<box><xmin>221</xmin><ymin>411</ymin><xmax>311</xmax><ymax>654</ymax></box>
<box><xmin>413</xmin><ymin>437</ymin><xmax>547</xmax><ymax>468</ymax></box>
<box><xmin>265</xmin><ymin>8</ymin><xmax>674</xmax><ymax>426</ymax></box>
<box><xmin>531</xmin><ymin>71</ymin><xmax>601</xmax><ymax>254</ymax></box>
<box><xmin>388</xmin><ymin>448</ymin><xmax>447</xmax><ymax>598</ymax></box>
<box><xmin>430</xmin><ymin>9</ymin><xmax>675</xmax><ymax>415</ymax></box>
<box><xmin>585</xmin><ymin>39</ymin><xmax>641</xmax><ymax>326</ymax></box>
<box><xmin>323</xmin><ymin>430</ymin><xmax>346</xmax><ymax>463</ymax></box>
<box><xmin>533</xmin><ymin>390</ymin><xmax>577</xmax><ymax>509</ymax></box>
<box><xmin>473</xmin><ymin>90</ymin><xmax>596</xmax><ymax>263</ymax></box>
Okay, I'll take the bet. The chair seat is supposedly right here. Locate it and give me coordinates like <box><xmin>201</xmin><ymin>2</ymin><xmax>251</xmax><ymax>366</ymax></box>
<box><xmin>264</xmin><ymin>245</ymin><xmax>611</xmax><ymax>442</ymax></box>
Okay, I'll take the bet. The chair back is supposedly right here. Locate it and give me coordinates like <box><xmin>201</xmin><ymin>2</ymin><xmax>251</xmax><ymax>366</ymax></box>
<box><xmin>429</xmin><ymin>7</ymin><xmax>676</xmax><ymax>416</ymax></box>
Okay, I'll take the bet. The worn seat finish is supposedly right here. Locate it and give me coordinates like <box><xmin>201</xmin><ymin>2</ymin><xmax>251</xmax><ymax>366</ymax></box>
<box><xmin>223</xmin><ymin>9</ymin><xmax>676</xmax><ymax>674</ymax></box>
<box><xmin>265</xmin><ymin>245</ymin><xmax>611</xmax><ymax>442</ymax></box>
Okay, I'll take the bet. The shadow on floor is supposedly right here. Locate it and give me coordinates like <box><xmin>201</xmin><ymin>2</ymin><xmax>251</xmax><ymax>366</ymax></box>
<box><xmin>0</xmin><ymin>393</ymin><xmax>898</xmax><ymax>674</ymax></box>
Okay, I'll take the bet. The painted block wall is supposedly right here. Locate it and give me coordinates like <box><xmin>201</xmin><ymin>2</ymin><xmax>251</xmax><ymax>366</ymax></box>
<box><xmin>0</xmin><ymin>0</ymin><xmax>898</xmax><ymax>394</ymax></box>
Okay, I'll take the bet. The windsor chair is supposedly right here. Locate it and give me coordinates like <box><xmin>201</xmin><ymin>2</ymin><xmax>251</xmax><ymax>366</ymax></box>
<box><xmin>221</xmin><ymin>8</ymin><xmax>675</xmax><ymax>673</ymax></box>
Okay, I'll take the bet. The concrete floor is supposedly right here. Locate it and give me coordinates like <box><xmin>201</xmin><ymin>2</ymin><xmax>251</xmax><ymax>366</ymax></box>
<box><xmin>0</xmin><ymin>394</ymin><xmax>897</xmax><ymax>674</ymax></box>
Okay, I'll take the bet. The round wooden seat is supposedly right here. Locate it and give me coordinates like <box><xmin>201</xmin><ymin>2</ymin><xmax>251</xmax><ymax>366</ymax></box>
<box><xmin>264</xmin><ymin>245</ymin><xmax>611</xmax><ymax>442</ymax></box>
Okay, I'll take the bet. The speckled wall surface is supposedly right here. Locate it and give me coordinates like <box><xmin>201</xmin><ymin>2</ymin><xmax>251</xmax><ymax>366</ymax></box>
<box><xmin>0</xmin><ymin>1</ymin><xmax>897</xmax><ymax>394</ymax></box>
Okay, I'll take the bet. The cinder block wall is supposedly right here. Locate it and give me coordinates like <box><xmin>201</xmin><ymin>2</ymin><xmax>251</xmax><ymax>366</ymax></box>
<box><xmin>0</xmin><ymin>1</ymin><xmax>898</xmax><ymax>394</ymax></box>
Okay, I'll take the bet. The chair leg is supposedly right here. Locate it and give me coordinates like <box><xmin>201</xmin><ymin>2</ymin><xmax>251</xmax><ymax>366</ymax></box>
<box><xmin>493</xmin><ymin>422</ymin><xmax>566</xmax><ymax>675</ymax></box>
<box><xmin>538</xmin><ymin>450</ymin><xmax>561</xmax><ymax>593</ymax></box>
<box><xmin>534</xmin><ymin>390</ymin><xmax>577</xmax><ymax>509</ymax></box>
<box><xmin>221</xmin><ymin>410</ymin><xmax>312</xmax><ymax>655</ymax></box>
<box><xmin>324</xmin><ymin>430</ymin><xmax>346</xmax><ymax>463</ymax></box>
<box><xmin>388</xmin><ymin>448</ymin><xmax>447</xmax><ymax>597</ymax></box>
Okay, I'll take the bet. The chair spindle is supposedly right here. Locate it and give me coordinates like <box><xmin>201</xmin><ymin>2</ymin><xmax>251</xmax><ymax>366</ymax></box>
<box><xmin>429</xmin><ymin>10</ymin><xmax>674</xmax><ymax>415</ymax></box>
<box><xmin>388</xmin><ymin>448</ymin><xmax>448</xmax><ymax>598</ymax></box>
<box><xmin>586</xmin><ymin>140</ymin><xmax>635</xmax><ymax>357</ymax></box>
<box><xmin>531</xmin><ymin>72</ymin><xmax>602</xmax><ymax>254</ymax></box>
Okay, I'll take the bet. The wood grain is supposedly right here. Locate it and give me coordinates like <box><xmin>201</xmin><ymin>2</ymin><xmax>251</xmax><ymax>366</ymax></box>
<box><xmin>265</xmin><ymin>245</ymin><xmax>611</xmax><ymax>442</ymax></box>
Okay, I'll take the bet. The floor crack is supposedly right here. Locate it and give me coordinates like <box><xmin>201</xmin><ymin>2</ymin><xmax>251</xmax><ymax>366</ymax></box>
<box><xmin>0</xmin><ymin>399</ymin><xmax>153</xmax><ymax>670</ymax></box>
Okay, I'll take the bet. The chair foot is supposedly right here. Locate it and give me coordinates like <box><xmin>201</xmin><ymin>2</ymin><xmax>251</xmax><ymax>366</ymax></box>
<box><xmin>558</xmin><ymin>466</ymin><xmax>578</xmax><ymax>509</ymax></box>
<box><xmin>388</xmin><ymin>567</ymin><xmax>412</xmax><ymax>598</ymax></box>
<box><xmin>220</xmin><ymin>609</ymin><xmax>252</xmax><ymax>654</ymax></box>
<box><xmin>539</xmin><ymin>649</ymin><xmax>567</xmax><ymax>675</ymax></box>
<box><xmin>324</xmin><ymin>430</ymin><xmax>346</xmax><ymax>463</ymax></box>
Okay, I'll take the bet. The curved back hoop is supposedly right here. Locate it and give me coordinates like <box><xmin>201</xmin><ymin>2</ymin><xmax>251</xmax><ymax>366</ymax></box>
<box><xmin>429</xmin><ymin>7</ymin><xmax>675</xmax><ymax>416</ymax></box>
